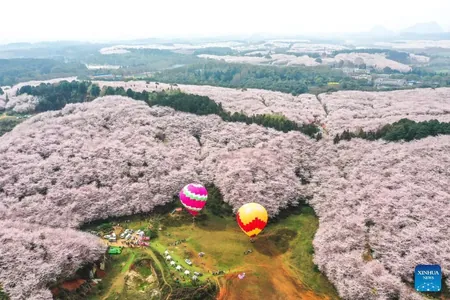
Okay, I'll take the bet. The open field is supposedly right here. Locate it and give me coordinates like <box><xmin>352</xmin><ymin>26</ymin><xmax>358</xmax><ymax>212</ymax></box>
<box><xmin>83</xmin><ymin>204</ymin><xmax>339</xmax><ymax>300</ymax></box>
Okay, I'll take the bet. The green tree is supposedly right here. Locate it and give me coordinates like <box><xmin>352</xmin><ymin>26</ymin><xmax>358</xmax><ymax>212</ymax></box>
<box><xmin>0</xmin><ymin>285</ymin><xmax>9</xmax><ymax>300</ymax></box>
<box><xmin>78</xmin><ymin>82</ymin><xmax>88</xmax><ymax>95</ymax></box>
<box><xmin>126</xmin><ymin>88</ymin><xmax>135</xmax><ymax>98</ymax></box>
<box><xmin>90</xmin><ymin>84</ymin><xmax>101</xmax><ymax>97</ymax></box>
<box><xmin>0</xmin><ymin>118</ymin><xmax>23</xmax><ymax>137</ymax></box>
<box><xmin>104</xmin><ymin>86</ymin><xmax>116</xmax><ymax>96</ymax></box>
<box><xmin>333</xmin><ymin>134</ymin><xmax>340</xmax><ymax>144</ymax></box>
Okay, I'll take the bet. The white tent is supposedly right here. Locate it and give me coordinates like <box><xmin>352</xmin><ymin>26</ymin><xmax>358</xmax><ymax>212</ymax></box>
<box><xmin>170</xmin><ymin>261</ymin><xmax>176</xmax><ymax>266</ymax></box>
<box><xmin>192</xmin><ymin>275</ymin><xmax>198</xmax><ymax>281</ymax></box>
<box><xmin>165</xmin><ymin>255</ymin><xmax>172</xmax><ymax>261</ymax></box>
<box><xmin>164</xmin><ymin>250</ymin><xmax>169</xmax><ymax>255</ymax></box>
<box><xmin>176</xmin><ymin>265</ymin><xmax>182</xmax><ymax>271</ymax></box>
<box><xmin>184</xmin><ymin>270</ymin><xmax>190</xmax><ymax>275</ymax></box>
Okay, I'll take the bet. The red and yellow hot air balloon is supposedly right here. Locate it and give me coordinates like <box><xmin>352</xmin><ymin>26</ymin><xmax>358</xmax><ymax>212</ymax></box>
<box><xmin>236</xmin><ymin>203</ymin><xmax>268</xmax><ymax>238</ymax></box>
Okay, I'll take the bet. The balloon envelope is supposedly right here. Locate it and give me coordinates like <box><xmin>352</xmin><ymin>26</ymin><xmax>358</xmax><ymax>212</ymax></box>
<box><xmin>179</xmin><ymin>183</ymin><xmax>208</xmax><ymax>216</ymax></box>
<box><xmin>236</xmin><ymin>203</ymin><xmax>268</xmax><ymax>237</ymax></box>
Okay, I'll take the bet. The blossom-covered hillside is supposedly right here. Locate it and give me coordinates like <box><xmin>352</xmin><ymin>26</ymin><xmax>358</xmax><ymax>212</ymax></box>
<box><xmin>1</xmin><ymin>89</ymin><xmax>449</xmax><ymax>299</ymax></box>
<box><xmin>0</xmin><ymin>96</ymin><xmax>315</xmax><ymax>228</ymax></box>
<box><xmin>94</xmin><ymin>81</ymin><xmax>450</xmax><ymax>137</ymax></box>
<box><xmin>93</xmin><ymin>80</ymin><xmax>327</xmax><ymax>124</ymax></box>
<box><xmin>320</xmin><ymin>88</ymin><xmax>450</xmax><ymax>134</ymax></box>
<box><xmin>0</xmin><ymin>96</ymin><xmax>317</xmax><ymax>298</ymax></box>
<box><xmin>311</xmin><ymin>138</ymin><xmax>450</xmax><ymax>299</ymax></box>
<box><xmin>0</xmin><ymin>221</ymin><xmax>105</xmax><ymax>300</ymax></box>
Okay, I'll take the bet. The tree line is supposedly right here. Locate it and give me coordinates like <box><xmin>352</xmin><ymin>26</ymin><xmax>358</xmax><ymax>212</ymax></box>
<box><xmin>150</xmin><ymin>61</ymin><xmax>367</xmax><ymax>95</ymax></box>
<box><xmin>0</xmin><ymin>118</ymin><xmax>23</xmax><ymax>137</ymax></box>
<box><xmin>19</xmin><ymin>81</ymin><xmax>97</xmax><ymax>112</ymax></box>
<box><xmin>0</xmin><ymin>58</ymin><xmax>88</xmax><ymax>86</ymax></box>
<box><xmin>149</xmin><ymin>60</ymin><xmax>450</xmax><ymax>95</ymax></box>
<box><xmin>334</xmin><ymin>118</ymin><xmax>450</xmax><ymax>144</ymax></box>
<box><xmin>17</xmin><ymin>81</ymin><xmax>320</xmax><ymax>138</ymax></box>
<box><xmin>147</xmin><ymin>91</ymin><xmax>320</xmax><ymax>137</ymax></box>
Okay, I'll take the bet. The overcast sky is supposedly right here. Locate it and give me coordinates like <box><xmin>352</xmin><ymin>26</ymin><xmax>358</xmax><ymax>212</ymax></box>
<box><xmin>1</xmin><ymin>0</ymin><xmax>449</xmax><ymax>43</ymax></box>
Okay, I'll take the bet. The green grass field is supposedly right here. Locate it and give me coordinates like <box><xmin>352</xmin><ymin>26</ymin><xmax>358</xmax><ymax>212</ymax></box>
<box><xmin>83</xmin><ymin>204</ymin><xmax>339</xmax><ymax>300</ymax></box>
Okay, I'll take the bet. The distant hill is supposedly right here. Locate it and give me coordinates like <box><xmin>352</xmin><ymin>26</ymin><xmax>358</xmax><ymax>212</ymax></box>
<box><xmin>402</xmin><ymin>22</ymin><xmax>444</xmax><ymax>34</ymax></box>
<box><xmin>369</xmin><ymin>25</ymin><xmax>394</xmax><ymax>36</ymax></box>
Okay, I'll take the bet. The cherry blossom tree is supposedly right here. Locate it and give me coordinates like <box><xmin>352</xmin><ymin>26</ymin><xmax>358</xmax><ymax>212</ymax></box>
<box><xmin>320</xmin><ymin>88</ymin><xmax>450</xmax><ymax>134</ymax></box>
<box><xmin>0</xmin><ymin>220</ymin><xmax>105</xmax><ymax>300</ymax></box>
<box><xmin>311</xmin><ymin>137</ymin><xmax>450</xmax><ymax>299</ymax></box>
<box><xmin>4</xmin><ymin>94</ymin><xmax>39</xmax><ymax>113</ymax></box>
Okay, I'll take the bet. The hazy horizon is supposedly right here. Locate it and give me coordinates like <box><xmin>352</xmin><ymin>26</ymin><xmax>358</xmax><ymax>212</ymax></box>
<box><xmin>1</xmin><ymin>0</ymin><xmax>450</xmax><ymax>44</ymax></box>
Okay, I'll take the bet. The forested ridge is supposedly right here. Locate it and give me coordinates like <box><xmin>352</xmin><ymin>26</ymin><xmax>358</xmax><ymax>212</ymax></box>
<box><xmin>0</xmin><ymin>58</ymin><xmax>87</xmax><ymax>86</ymax></box>
<box><xmin>150</xmin><ymin>61</ymin><xmax>450</xmax><ymax>95</ymax></box>
<box><xmin>150</xmin><ymin>61</ymin><xmax>371</xmax><ymax>95</ymax></box>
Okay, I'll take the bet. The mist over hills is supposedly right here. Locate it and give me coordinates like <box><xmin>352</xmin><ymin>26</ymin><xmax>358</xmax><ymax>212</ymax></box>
<box><xmin>1</xmin><ymin>21</ymin><xmax>449</xmax><ymax>47</ymax></box>
<box><xmin>402</xmin><ymin>21</ymin><xmax>444</xmax><ymax>34</ymax></box>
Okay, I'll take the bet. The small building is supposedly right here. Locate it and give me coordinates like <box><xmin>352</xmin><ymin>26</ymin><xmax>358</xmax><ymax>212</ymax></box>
<box><xmin>176</xmin><ymin>265</ymin><xmax>183</xmax><ymax>271</ymax></box>
<box><xmin>184</xmin><ymin>270</ymin><xmax>190</xmax><ymax>276</ymax></box>
<box><xmin>198</xmin><ymin>252</ymin><xmax>205</xmax><ymax>257</ymax></box>
<box><xmin>192</xmin><ymin>275</ymin><xmax>198</xmax><ymax>281</ymax></box>
<box><xmin>166</xmin><ymin>255</ymin><xmax>172</xmax><ymax>261</ymax></box>
<box><xmin>170</xmin><ymin>261</ymin><xmax>176</xmax><ymax>266</ymax></box>
<box><xmin>164</xmin><ymin>250</ymin><xmax>169</xmax><ymax>255</ymax></box>
<box><xmin>374</xmin><ymin>78</ymin><xmax>406</xmax><ymax>87</ymax></box>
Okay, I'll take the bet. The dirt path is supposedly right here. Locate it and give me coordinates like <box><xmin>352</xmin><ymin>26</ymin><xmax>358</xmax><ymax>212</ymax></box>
<box><xmin>217</xmin><ymin>255</ymin><xmax>329</xmax><ymax>300</ymax></box>
<box><xmin>102</xmin><ymin>253</ymin><xmax>136</xmax><ymax>300</ymax></box>
<box><xmin>143</xmin><ymin>248</ymin><xmax>173</xmax><ymax>300</ymax></box>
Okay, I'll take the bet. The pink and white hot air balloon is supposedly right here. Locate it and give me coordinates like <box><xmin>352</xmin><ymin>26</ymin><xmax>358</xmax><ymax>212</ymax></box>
<box><xmin>179</xmin><ymin>183</ymin><xmax>208</xmax><ymax>216</ymax></box>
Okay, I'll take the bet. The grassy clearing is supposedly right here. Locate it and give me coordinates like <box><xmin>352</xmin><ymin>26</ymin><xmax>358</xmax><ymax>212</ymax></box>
<box><xmin>84</xmin><ymin>203</ymin><xmax>339</xmax><ymax>300</ymax></box>
<box><xmin>279</xmin><ymin>206</ymin><xmax>339</xmax><ymax>297</ymax></box>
